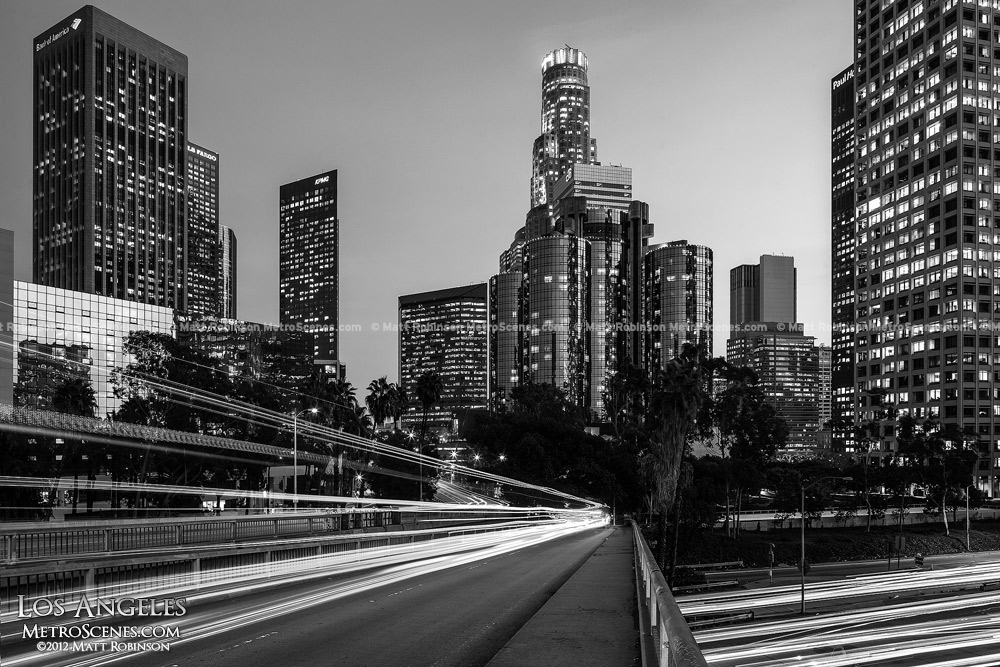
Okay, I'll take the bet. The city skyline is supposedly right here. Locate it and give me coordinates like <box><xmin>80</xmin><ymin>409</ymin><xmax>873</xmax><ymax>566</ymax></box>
<box><xmin>0</xmin><ymin>0</ymin><xmax>852</xmax><ymax>387</ymax></box>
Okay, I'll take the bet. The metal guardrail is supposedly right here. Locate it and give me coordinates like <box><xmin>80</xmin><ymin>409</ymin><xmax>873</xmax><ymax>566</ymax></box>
<box><xmin>632</xmin><ymin>524</ymin><xmax>709</xmax><ymax>667</ymax></box>
<box><xmin>0</xmin><ymin>510</ymin><xmax>398</xmax><ymax>562</ymax></box>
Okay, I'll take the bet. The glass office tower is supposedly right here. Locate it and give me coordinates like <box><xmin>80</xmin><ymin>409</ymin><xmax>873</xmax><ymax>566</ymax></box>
<box><xmin>530</xmin><ymin>47</ymin><xmax>598</xmax><ymax>207</ymax></box>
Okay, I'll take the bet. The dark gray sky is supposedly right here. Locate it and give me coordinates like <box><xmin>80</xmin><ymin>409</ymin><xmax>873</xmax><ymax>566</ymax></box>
<box><xmin>0</xmin><ymin>0</ymin><xmax>852</xmax><ymax>387</ymax></box>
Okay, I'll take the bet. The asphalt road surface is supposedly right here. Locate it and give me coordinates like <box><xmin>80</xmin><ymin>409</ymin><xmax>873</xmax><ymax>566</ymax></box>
<box><xmin>7</xmin><ymin>526</ymin><xmax>613</xmax><ymax>667</ymax></box>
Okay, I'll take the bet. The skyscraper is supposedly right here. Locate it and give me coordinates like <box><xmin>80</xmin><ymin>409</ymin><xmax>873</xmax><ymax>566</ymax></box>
<box><xmin>279</xmin><ymin>170</ymin><xmax>339</xmax><ymax>365</ymax></box>
<box><xmin>831</xmin><ymin>65</ymin><xmax>857</xmax><ymax>450</ymax></box>
<box><xmin>398</xmin><ymin>284</ymin><xmax>488</xmax><ymax>434</ymax></box>
<box><xmin>491</xmin><ymin>46</ymin><xmax>682</xmax><ymax>423</ymax></box>
<box><xmin>530</xmin><ymin>47</ymin><xmax>598</xmax><ymax>207</ymax></box>
<box><xmin>643</xmin><ymin>241</ymin><xmax>714</xmax><ymax>371</ymax></box>
<box><xmin>730</xmin><ymin>255</ymin><xmax>797</xmax><ymax>326</ymax></box>
<box><xmin>186</xmin><ymin>142</ymin><xmax>220</xmax><ymax>316</ymax></box>
<box><xmin>33</xmin><ymin>6</ymin><xmax>188</xmax><ymax>310</ymax></box>
<box><xmin>848</xmin><ymin>0</ymin><xmax>995</xmax><ymax>494</ymax></box>
<box><xmin>219</xmin><ymin>225</ymin><xmax>237</xmax><ymax>319</ymax></box>
<box><xmin>728</xmin><ymin>255</ymin><xmax>820</xmax><ymax>454</ymax></box>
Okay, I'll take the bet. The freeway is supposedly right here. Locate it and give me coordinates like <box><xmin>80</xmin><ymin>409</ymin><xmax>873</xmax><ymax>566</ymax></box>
<box><xmin>685</xmin><ymin>555</ymin><xmax>1000</xmax><ymax>666</ymax></box>
<box><xmin>3</xmin><ymin>524</ymin><xmax>613</xmax><ymax>667</ymax></box>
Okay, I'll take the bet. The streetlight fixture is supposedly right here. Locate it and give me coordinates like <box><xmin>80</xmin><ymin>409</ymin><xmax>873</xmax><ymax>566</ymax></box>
<box><xmin>801</xmin><ymin>476</ymin><xmax>852</xmax><ymax>614</ymax></box>
<box><xmin>292</xmin><ymin>408</ymin><xmax>318</xmax><ymax>511</ymax></box>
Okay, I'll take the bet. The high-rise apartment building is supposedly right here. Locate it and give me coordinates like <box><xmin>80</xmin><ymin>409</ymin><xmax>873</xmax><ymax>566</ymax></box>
<box><xmin>279</xmin><ymin>170</ymin><xmax>339</xmax><ymax>364</ymax></box>
<box><xmin>33</xmin><ymin>7</ymin><xmax>188</xmax><ymax>310</ymax></box>
<box><xmin>643</xmin><ymin>241</ymin><xmax>714</xmax><ymax>372</ymax></box>
<box><xmin>186</xmin><ymin>142</ymin><xmax>220</xmax><ymax>316</ymax></box>
<box><xmin>530</xmin><ymin>47</ymin><xmax>598</xmax><ymax>207</ymax></box>
<box><xmin>848</xmin><ymin>0</ymin><xmax>997</xmax><ymax>493</ymax></box>
<box><xmin>219</xmin><ymin>225</ymin><xmax>237</xmax><ymax>319</ymax></box>
<box><xmin>398</xmin><ymin>284</ymin><xmax>489</xmax><ymax>434</ymax></box>
<box><xmin>832</xmin><ymin>65</ymin><xmax>857</xmax><ymax>450</ymax></box>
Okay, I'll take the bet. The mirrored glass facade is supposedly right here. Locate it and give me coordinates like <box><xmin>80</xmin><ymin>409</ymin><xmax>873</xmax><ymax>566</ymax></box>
<box><xmin>12</xmin><ymin>281</ymin><xmax>175</xmax><ymax>417</ymax></box>
<box><xmin>643</xmin><ymin>242</ymin><xmax>714</xmax><ymax>372</ymax></box>
<box><xmin>522</xmin><ymin>235</ymin><xmax>590</xmax><ymax>407</ymax></box>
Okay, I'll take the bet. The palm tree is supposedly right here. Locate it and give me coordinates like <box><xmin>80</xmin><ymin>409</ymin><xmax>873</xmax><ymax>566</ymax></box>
<box><xmin>387</xmin><ymin>382</ymin><xmax>407</xmax><ymax>431</ymax></box>
<box><xmin>415</xmin><ymin>370</ymin><xmax>444</xmax><ymax>444</ymax></box>
<box><xmin>366</xmin><ymin>376</ymin><xmax>391</xmax><ymax>432</ymax></box>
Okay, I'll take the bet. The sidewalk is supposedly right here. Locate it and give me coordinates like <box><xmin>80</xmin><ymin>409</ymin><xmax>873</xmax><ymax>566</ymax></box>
<box><xmin>486</xmin><ymin>526</ymin><xmax>641</xmax><ymax>667</ymax></box>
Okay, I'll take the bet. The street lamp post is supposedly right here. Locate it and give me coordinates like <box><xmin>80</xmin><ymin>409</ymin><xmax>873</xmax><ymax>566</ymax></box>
<box><xmin>966</xmin><ymin>483</ymin><xmax>974</xmax><ymax>552</ymax></box>
<box><xmin>801</xmin><ymin>476</ymin><xmax>852</xmax><ymax>615</ymax></box>
<box><xmin>292</xmin><ymin>408</ymin><xmax>318</xmax><ymax>511</ymax></box>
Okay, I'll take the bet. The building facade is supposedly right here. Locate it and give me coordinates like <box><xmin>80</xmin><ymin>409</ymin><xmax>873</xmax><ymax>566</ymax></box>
<box><xmin>12</xmin><ymin>281</ymin><xmax>175</xmax><ymax>417</ymax></box>
<box><xmin>727</xmin><ymin>254</ymin><xmax>822</xmax><ymax>454</ymax></box>
<box><xmin>398</xmin><ymin>284</ymin><xmax>488</xmax><ymax>434</ymax></box>
<box><xmin>219</xmin><ymin>225</ymin><xmax>237</xmax><ymax>319</ymax></box>
<box><xmin>186</xmin><ymin>142</ymin><xmax>220</xmax><ymax>316</ymax></box>
<box><xmin>727</xmin><ymin>325</ymin><xmax>822</xmax><ymax>455</ymax></box>
<box><xmin>832</xmin><ymin>65</ymin><xmax>857</xmax><ymax>450</ymax></box>
<box><xmin>643</xmin><ymin>241</ymin><xmax>714</xmax><ymax>372</ymax></box>
<box><xmin>730</xmin><ymin>255</ymin><xmax>797</xmax><ymax>326</ymax></box>
<box><xmin>848</xmin><ymin>0</ymin><xmax>999</xmax><ymax>493</ymax></box>
<box><xmin>32</xmin><ymin>6</ymin><xmax>188</xmax><ymax>310</ymax></box>
<box><xmin>530</xmin><ymin>47</ymin><xmax>598</xmax><ymax>208</ymax></box>
<box><xmin>279</xmin><ymin>170</ymin><xmax>339</xmax><ymax>364</ymax></box>
<box><xmin>0</xmin><ymin>229</ymin><xmax>14</xmax><ymax>406</ymax></box>
<box><xmin>490</xmin><ymin>46</ymin><xmax>704</xmax><ymax>423</ymax></box>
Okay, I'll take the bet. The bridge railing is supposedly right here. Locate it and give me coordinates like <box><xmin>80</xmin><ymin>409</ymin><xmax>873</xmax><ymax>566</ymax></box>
<box><xmin>632</xmin><ymin>524</ymin><xmax>709</xmax><ymax>667</ymax></box>
<box><xmin>0</xmin><ymin>510</ymin><xmax>401</xmax><ymax>562</ymax></box>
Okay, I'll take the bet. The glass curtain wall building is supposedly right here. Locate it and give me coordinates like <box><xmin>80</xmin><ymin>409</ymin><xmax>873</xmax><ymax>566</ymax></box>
<box><xmin>530</xmin><ymin>47</ymin><xmax>598</xmax><ymax>207</ymax></box>
<box><xmin>12</xmin><ymin>281</ymin><xmax>175</xmax><ymax>417</ymax></box>
<box><xmin>643</xmin><ymin>241</ymin><xmax>714</xmax><ymax>372</ymax></box>
<box><xmin>522</xmin><ymin>235</ymin><xmax>591</xmax><ymax>407</ymax></box>
<box><xmin>32</xmin><ymin>7</ymin><xmax>188</xmax><ymax>310</ymax></box>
